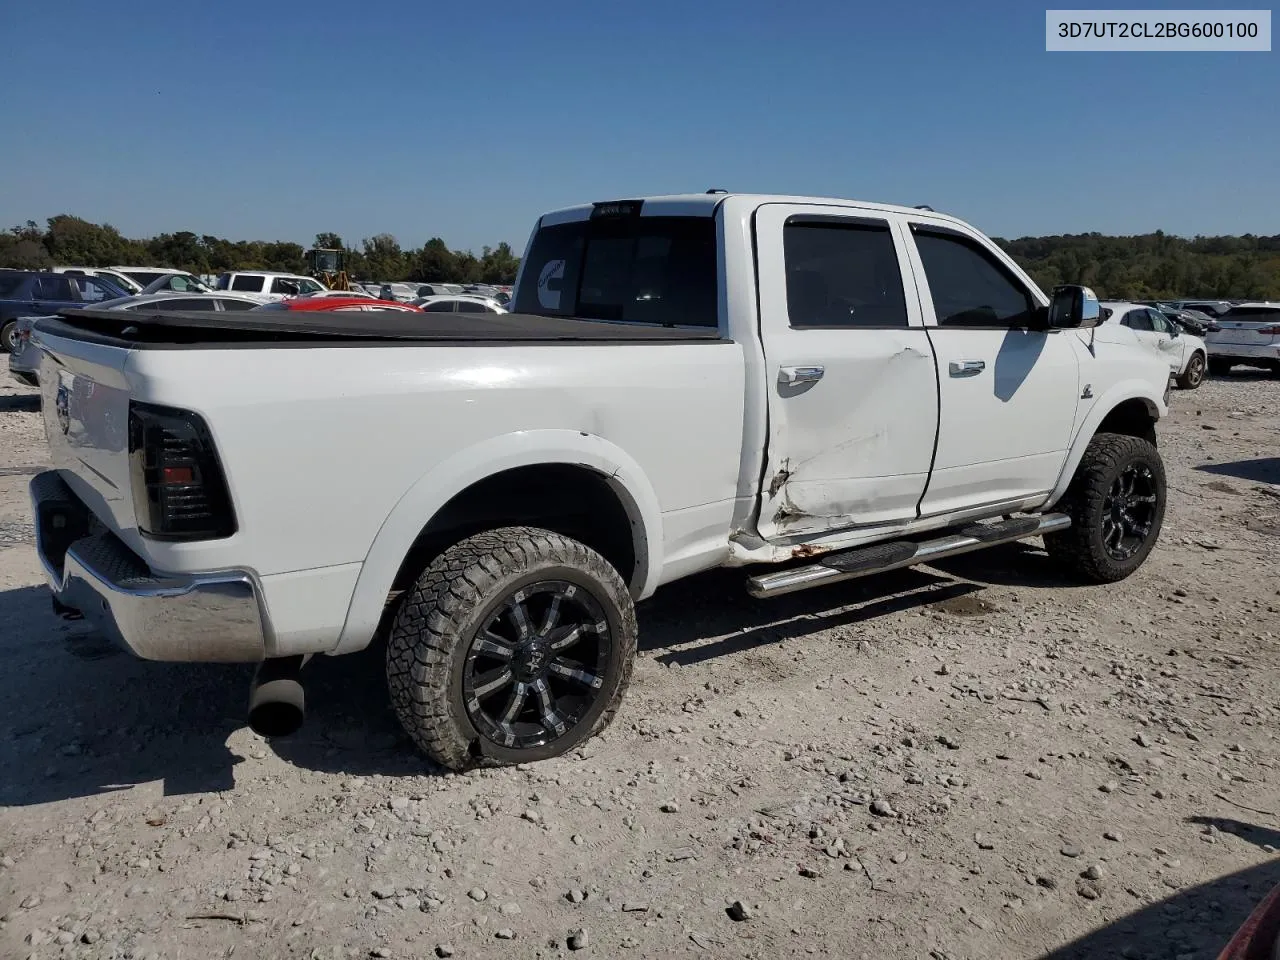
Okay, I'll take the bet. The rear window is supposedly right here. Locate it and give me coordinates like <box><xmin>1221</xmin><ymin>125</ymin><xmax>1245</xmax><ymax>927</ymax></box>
<box><xmin>513</xmin><ymin>214</ymin><xmax>718</xmax><ymax>327</ymax></box>
<box><xmin>1222</xmin><ymin>307</ymin><xmax>1280</xmax><ymax>323</ymax></box>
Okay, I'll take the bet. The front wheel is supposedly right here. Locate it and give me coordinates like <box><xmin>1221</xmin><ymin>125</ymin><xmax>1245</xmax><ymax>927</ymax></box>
<box><xmin>1175</xmin><ymin>351</ymin><xmax>1206</xmax><ymax>390</ymax></box>
<box><xmin>1045</xmin><ymin>433</ymin><xmax>1166</xmax><ymax>583</ymax></box>
<box><xmin>386</xmin><ymin>526</ymin><xmax>637</xmax><ymax>770</ymax></box>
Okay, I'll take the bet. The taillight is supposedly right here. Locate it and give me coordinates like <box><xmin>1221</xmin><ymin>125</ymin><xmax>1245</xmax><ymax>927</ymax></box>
<box><xmin>128</xmin><ymin>402</ymin><xmax>236</xmax><ymax>541</ymax></box>
<box><xmin>1258</xmin><ymin>326</ymin><xmax>1280</xmax><ymax>336</ymax></box>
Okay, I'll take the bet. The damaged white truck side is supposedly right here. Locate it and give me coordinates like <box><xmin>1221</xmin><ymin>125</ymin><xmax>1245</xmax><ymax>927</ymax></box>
<box><xmin>29</xmin><ymin>193</ymin><xmax>1173</xmax><ymax>769</ymax></box>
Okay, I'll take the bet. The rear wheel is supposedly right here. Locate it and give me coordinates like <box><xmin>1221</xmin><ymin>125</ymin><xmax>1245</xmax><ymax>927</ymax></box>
<box><xmin>386</xmin><ymin>526</ymin><xmax>636</xmax><ymax>770</ymax></box>
<box><xmin>1045</xmin><ymin>433</ymin><xmax>1166</xmax><ymax>583</ymax></box>
<box><xmin>1208</xmin><ymin>357</ymin><xmax>1234</xmax><ymax>376</ymax></box>
<box><xmin>1</xmin><ymin>321</ymin><xmax>16</xmax><ymax>354</ymax></box>
<box><xmin>1175</xmin><ymin>351</ymin><xmax>1205</xmax><ymax>390</ymax></box>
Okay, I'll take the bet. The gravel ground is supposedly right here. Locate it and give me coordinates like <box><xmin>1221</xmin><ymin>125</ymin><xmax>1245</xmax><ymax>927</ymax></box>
<box><xmin>1</xmin><ymin>370</ymin><xmax>1278</xmax><ymax>960</ymax></box>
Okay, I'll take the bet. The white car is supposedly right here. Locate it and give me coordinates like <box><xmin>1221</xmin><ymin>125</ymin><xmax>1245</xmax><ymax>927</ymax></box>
<box><xmin>1102</xmin><ymin>301</ymin><xmax>1207</xmax><ymax>389</ymax></box>
<box><xmin>412</xmin><ymin>294</ymin><xmax>508</xmax><ymax>314</ymax></box>
<box><xmin>111</xmin><ymin>266</ymin><xmax>213</xmax><ymax>293</ymax></box>
<box><xmin>27</xmin><ymin>191</ymin><xmax>1172</xmax><ymax>771</ymax></box>
<box><xmin>296</xmin><ymin>289</ymin><xmax>379</xmax><ymax>300</ymax></box>
<box><xmin>51</xmin><ymin>266</ymin><xmax>143</xmax><ymax>295</ymax></box>
<box><xmin>1205</xmin><ymin>302</ymin><xmax>1280</xmax><ymax>376</ymax></box>
<box><xmin>215</xmin><ymin>271</ymin><xmax>327</xmax><ymax>300</ymax></box>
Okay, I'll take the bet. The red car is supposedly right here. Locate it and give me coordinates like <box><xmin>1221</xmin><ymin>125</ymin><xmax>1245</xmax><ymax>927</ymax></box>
<box><xmin>252</xmin><ymin>297</ymin><xmax>424</xmax><ymax>313</ymax></box>
<box><xmin>1216</xmin><ymin>882</ymin><xmax>1280</xmax><ymax>959</ymax></box>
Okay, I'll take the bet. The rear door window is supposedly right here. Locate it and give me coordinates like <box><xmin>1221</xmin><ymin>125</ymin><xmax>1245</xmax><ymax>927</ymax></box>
<box><xmin>457</xmin><ymin>300</ymin><xmax>487</xmax><ymax>313</ymax></box>
<box><xmin>34</xmin><ymin>275</ymin><xmax>77</xmax><ymax>300</ymax></box>
<box><xmin>423</xmin><ymin>300</ymin><xmax>456</xmax><ymax>313</ymax></box>
<box><xmin>232</xmin><ymin>275</ymin><xmax>264</xmax><ymax>292</ymax></box>
<box><xmin>513</xmin><ymin>212</ymin><xmax>718</xmax><ymax>327</ymax></box>
<box><xmin>782</xmin><ymin>219</ymin><xmax>907</xmax><ymax>328</ymax></box>
<box><xmin>217</xmin><ymin>298</ymin><xmax>257</xmax><ymax>311</ymax></box>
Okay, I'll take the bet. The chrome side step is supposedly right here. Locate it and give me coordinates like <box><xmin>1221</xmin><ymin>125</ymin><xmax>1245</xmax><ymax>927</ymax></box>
<box><xmin>746</xmin><ymin>513</ymin><xmax>1071</xmax><ymax>599</ymax></box>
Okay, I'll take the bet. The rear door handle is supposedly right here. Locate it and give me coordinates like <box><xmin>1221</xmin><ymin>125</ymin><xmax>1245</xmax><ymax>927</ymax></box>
<box><xmin>948</xmin><ymin>359</ymin><xmax>986</xmax><ymax>377</ymax></box>
<box><xmin>778</xmin><ymin>365</ymin><xmax>825</xmax><ymax>386</ymax></box>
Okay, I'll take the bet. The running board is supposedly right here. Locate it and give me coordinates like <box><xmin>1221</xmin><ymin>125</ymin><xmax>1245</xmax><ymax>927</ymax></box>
<box><xmin>746</xmin><ymin>513</ymin><xmax>1071</xmax><ymax>599</ymax></box>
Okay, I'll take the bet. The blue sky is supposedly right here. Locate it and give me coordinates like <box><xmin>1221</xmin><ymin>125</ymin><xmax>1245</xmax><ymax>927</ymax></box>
<box><xmin>4</xmin><ymin>0</ymin><xmax>1276</xmax><ymax>251</ymax></box>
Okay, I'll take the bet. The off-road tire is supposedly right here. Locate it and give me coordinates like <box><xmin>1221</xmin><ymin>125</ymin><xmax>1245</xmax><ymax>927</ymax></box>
<box><xmin>1</xmin><ymin>321</ymin><xmax>15</xmax><ymax>354</ymax></box>
<box><xmin>1208</xmin><ymin>357</ymin><xmax>1234</xmax><ymax>377</ymax></box>
<box><xmin>386</xmin><ymin>526</ymin><xmax>636</xmax><ymax>770</ymax></box>
<box><xmin>1045</xmin><ymin>432</ymin><xmax>1166</xmax><ymax>584</ymax></box>
<box><xmin>1175</xmin><ymin>351</ymin><xmax>1205</xmax><ymax>390</ymax></box>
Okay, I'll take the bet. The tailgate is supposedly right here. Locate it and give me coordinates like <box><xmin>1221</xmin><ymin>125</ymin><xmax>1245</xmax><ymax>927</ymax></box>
<box><xmin>1210</xmin><ymin>321</ymin><xmax>1278</xmax><ymax>346</ymax></box>
<box><xmin>33</xmin><ymin>322</ymin><xmax>137</xmax><ymax>536</ymax></box>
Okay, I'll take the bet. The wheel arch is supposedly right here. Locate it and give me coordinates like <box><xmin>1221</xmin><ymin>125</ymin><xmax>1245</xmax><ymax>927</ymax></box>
<box><xmin>332</xmin><ymin>430</ymin><xmax>663</xmax><ymax>655</ymax></box>
<box><xmin>1044</xmin><ymin>385</ymin><xmax>1164</xmax><ymax>509</ymax></box>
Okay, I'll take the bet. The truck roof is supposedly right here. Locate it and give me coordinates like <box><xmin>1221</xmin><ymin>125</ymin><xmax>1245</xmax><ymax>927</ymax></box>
<box><xmin>538</xmin><ymin>193</ymin><xmax>974</xmax><ymax>230</ymax></box>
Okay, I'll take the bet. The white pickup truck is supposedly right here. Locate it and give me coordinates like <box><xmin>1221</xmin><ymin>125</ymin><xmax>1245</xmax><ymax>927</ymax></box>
<box><xmin>28</xmin><ymin>192</ymin><xmax>1173</xmax><ymax>769</ymax></box>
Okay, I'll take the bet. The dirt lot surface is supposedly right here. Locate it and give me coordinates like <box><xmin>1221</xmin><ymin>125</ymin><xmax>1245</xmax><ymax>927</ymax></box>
<box><xmin>1</xmin><ymin>372</ymin><xmax>1279</xmax><ymax>960</ymax></box>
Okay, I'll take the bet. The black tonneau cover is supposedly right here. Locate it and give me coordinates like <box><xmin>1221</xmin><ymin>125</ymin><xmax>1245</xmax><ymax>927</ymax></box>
<box><xmin>45</xmin><ymin>308</ymin><xmax>726</xmax><ymax>347</ymax></box>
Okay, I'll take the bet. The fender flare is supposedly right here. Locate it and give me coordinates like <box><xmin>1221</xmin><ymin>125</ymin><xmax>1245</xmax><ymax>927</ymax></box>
<box><xmin>331</xmin><ymin>429</ymin><xmax>664</xmax><ymax>654</ymax></box>
<box><xmin>1044</xmin><ymin>381</ymin><xmax>1165</xmax><ymax>509</ymax></box>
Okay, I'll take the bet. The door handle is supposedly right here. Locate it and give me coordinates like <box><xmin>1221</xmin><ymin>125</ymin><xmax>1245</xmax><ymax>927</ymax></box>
<box><xmin>948</xmin><ymin>359</ymin><xmax>986</xmax><ymax>377</ymax></box>
<box><xmin>778</xmin><ymin>365</ymin><xmax>825</xmax><ymax>386</ymax></box>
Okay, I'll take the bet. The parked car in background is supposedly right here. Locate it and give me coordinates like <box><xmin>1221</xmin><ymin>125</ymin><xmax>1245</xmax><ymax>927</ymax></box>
<box><xmin>215</xmin><ymin>271</ymin><xmax>327</xmax><ymax>300</ymax></box>
<box><xmin>1103</xmin><ymin>301</ymin><xmax>1207</xmax><ymax>389</ymax></box>
<box><xmin>0</xmin><ymin>270</ymin><xmax>128</xmax><ymax>351</ymax></box>
<box><xmin>415</xmin><ymin>283</ymin><xmax>463</xmax><ymax>297</ymax></box>
<box><xmin>296</xmin><ymin>289</ymin><xmax>379</xmax><ymax>301</ymax></box>
<box><xmin>138</xmin><ymin>272</ymin><xmax>217</xmax><ymax>295</ymax></box>
<box><xmin>110</xmin><ymin>266</ymin><xmax>212</xmax><ymax>292</ymax></box>
<box><xmin>413</xmin><ymin>295</ymin><xmax>509</xmax><ymax>314</ymax></box>
<box><xmin>1205</xmin><ymin>302</ymin><xmax>1280</xmax><ymax>375</ymax></box>
<box><xmin>251</xmin><ymin>297</ymin><xmax>424</xmax><ymax>313</ymax></box>
<box><xmin>1174</xmin><ymin>299</ymin><xmax>1233</xmax><ymax>318</ymax></box>
<box><xmin>378</xmin><ymin>283</ymin><xmax>419</xmax><ymax>302</ymax></box>
<box><xmin>51</xmin><ymin>266</ymin><xmax>143</xmax><ymax>295</ymax></box>
<box><xmin>9</xmin><ymin>291</ymin><xmax>249</xmax><ymax>384</ymax></box>
<box><xmin>90</xmin><ymin>292</ymin><xmax>268</xmax><ymax>313</ymax></box>
<box><xmin>1163</xmin><ymin>307</ymin><xmax>1220</xmax><ymax>336</ymax></box>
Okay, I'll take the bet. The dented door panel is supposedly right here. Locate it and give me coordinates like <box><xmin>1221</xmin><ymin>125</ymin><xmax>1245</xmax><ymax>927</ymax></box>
<box><xmin>752</xmin><ymin>203</ymin><xmax>940</xmax><ymax>541</ymax></box>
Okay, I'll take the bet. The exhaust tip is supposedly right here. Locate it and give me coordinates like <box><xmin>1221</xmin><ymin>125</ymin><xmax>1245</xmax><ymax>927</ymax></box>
<box><xmin>248</xmin><ymin>676</ymin><xmax>305</xmax><ymax>738</ymax></box>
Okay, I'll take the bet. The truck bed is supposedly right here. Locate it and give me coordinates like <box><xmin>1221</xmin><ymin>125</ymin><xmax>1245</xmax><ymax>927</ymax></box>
<box><xmin>40</xmin><ymin>308</ymin><xmax>728</xmax><ymax>347</ymax></box>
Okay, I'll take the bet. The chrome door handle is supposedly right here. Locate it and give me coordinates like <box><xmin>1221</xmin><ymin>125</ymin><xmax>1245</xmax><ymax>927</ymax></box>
<box><xmin>778</xmin><ymin>365</ymin><xmax>825</xmax><ymax>386</ymax></box>
<box><xmin>948</xmin><ymin>359</ymin><xmax>986</xmax><ymax>377</ymax></box>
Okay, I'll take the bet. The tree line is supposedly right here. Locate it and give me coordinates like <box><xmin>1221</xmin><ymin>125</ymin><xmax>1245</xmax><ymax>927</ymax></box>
<box><xmin>0</xmin><ymin>216</ymin><xmax>522</xmax><ymax>285</ymax></box>
<box><xmin>2</xmin><ymin>215</ymin><xmax>1278</xmax><ymax>300</ymax></box>
<box><xmin>994</xmin><ymin>230</ymin><xmax>1280</xmax><ymax>301</ymax></box>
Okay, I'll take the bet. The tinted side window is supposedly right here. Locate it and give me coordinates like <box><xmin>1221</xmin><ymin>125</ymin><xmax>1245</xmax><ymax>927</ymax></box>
<box><xmin>457</xmin><ymin>300</ymin><xmax>487</xmax><ymax>313</ymax></box>
<box><xmin>783</xmin><ymin>220</ymin><xmax>907</xmax><ymax>328</ymax></box>
<box><xmin>423</xmin><ymin>300</ymin><xmax>456</xmax><ymax>313</ymax></box>
<box><xmin>161</xmin><ymin>298</ymin><xmax>217</xmax><ymax>311</ymax></box>
<box><xmin>35</xmin><ymin>276</ymin><xmax>77</xmax><ymax>300</ymax></box>
<box><xmin>513</xmin><ymin>215</ymin><xmax>718</xmax><ymax>327</ymax></box>
<box><xmin>231</xmin><ymin>275</ymin><xmax>263</xmax><ymax>292</ymax></box>
<box><xmin>217</xmin><ymin>299</ymin><xmax>257</xmax><ymax>311</ymax></box>
<box><xmin>1223</xmin><ymin>307</ymin><xmax>1280</xmax><ymax>324</ymax></box>
<box><xmin>1125</xmin><ymin>309</ymin><xmax>1154</xmax><ymax>332</ymax></box>
<box><xmin>913</xmin><ymin>229</ymin><xmax>1035</xmax><ymax>328</ymax></box>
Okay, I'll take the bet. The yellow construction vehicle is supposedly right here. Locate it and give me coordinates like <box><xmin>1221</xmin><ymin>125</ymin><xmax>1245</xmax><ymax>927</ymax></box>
<box><xmin>305</xmin><ymin>248</ymin><xmax>352</xmax><ymax>291</ymax></box>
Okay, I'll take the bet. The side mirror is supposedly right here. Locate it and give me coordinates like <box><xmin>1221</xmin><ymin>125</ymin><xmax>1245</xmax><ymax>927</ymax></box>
<box><xmin>1048</xmin><ymin>285</ymin><xmax>1101</xmax><ymax>329</ymax></box>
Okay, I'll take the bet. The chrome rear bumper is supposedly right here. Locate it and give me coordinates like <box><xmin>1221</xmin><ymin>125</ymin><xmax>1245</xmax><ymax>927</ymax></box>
<box><xmin>31</xmin><ymin>471</ymin><xmax>267</xmax><ymax>662</ymax></box>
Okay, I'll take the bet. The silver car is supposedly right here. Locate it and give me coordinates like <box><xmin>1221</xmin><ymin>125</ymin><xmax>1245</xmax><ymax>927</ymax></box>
<box><xmin>8</xmin><ymin>293</ymin><xmax>262</xmax><ymax>386</ymax></box>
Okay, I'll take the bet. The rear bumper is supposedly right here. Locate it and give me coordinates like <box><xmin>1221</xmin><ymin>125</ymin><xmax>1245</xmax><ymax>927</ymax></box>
<box><xmin>30</xmin><ymin>471</ymin><xmax>267</xmax><ymax>662</ymax></box>
<box><xmin>1208</xmin><ymin>342</ymin><xmax>1280</xmax><ymax>361</ymax></box>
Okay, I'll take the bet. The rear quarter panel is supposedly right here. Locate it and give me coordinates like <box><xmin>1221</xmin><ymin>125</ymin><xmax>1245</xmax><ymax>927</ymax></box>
<box><xmin>125</xmin><ymin>341</ymin><xmax>746</xmax><ymax>645</ymax></box>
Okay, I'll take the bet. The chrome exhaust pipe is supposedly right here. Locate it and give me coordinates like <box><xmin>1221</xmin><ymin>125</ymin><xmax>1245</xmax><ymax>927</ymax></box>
<box><xmin>248</xmin><ymin>655</ymin><xmax>305</xmax><ymax>737</ymax></box>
